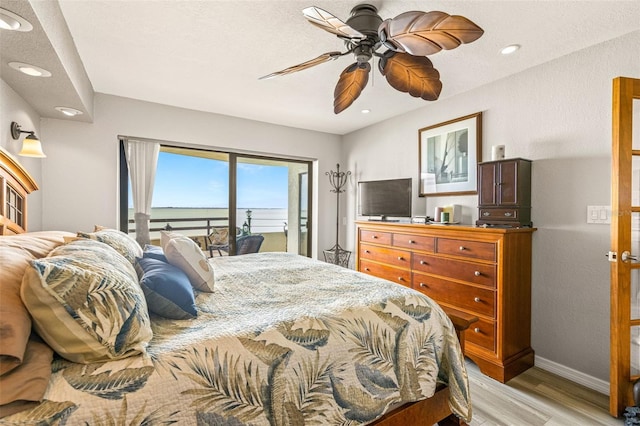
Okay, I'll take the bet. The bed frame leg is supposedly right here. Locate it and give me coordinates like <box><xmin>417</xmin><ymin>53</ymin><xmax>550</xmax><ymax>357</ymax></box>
<box><xmin>437</xmin><ymin>413</ymin><xmax>466</xmax><ymax>425</ymax></box>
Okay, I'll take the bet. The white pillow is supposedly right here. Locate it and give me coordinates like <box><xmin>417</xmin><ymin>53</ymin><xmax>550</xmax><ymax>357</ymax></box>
<box><xmin>160</xmin><ymin>231</ymin><xmax>214</xmax><ymax>292</ymax></box>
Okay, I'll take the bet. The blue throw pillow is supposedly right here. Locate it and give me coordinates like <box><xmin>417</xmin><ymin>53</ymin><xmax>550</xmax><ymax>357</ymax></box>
<box><xmin>143</xmin><ymin>244</ymin><xmax>168</xmax><ymax>263</ymax></box>
<box><xmin>135</xmin><ymin>257</ymin><xmax>197</xmax><ymax>320</ymax></box>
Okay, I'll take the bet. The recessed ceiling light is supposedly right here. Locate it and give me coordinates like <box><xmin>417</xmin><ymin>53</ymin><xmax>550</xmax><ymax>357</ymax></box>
<box><xmin>0</xmin><ymin>8</ymin><xmax>33</xmax><ymax>32</ymax></box>
<box><xmin>500</xmin><ymin>44</ymin><xmax>520</xmax><ymax>55</ymax></box>
<box><xmin>8</xmin><ymin>62</ymin><xmax>51</xmax><ymax>77</ymax></box>
<box><xmin>55</xmin><ymin>107</ymin><xmax>83</xmax><ymax>117</ymax></box>
<box><xmin>361</xmin><ymin>109</ymin><xmax>371</xmax><ymax>114</ymax></box>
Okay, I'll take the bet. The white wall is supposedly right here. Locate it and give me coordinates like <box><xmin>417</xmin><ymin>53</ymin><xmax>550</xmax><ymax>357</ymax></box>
<box><xmin>39</xmin><ymin>94</ymin><xmax>342</xmax><ymax>258</ymax></box>
<box><xmin>342</xmin><ymin>30</ymin><xmax>640</xmax><ymax>384</ymax></box>
<box><xmin>0</xmin><ymin>79</ymin><xmax>44</xmax><ymax>231</ymax></box>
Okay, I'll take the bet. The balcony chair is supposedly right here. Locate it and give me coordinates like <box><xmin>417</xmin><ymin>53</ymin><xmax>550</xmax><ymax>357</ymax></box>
<box><xmin>235</xmin><ymin>235</ymin><xmax>264</xmax><ymax>255</ymax></box>
<box><xmin>206</xmin><ymin>226</ymin><xmax>240</xmax><ymax>257</ymax></box>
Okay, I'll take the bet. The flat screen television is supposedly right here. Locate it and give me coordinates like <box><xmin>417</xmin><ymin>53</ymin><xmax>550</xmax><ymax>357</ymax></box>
<box><xmin>358</xmin><ymin>178</ymin><xmax>412</xmax><ymax>220</ymax></box>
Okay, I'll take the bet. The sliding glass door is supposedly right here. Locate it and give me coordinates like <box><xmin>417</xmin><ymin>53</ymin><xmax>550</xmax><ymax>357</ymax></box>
<box><xmin>120</xmin><ymin>142</ymin><xmax>312</xmax><ymax>257</ymax></box>
<box><xmin>232</xmin><ymin>154</ymin><xmax>311</xmax><ymax>256</ymax></box>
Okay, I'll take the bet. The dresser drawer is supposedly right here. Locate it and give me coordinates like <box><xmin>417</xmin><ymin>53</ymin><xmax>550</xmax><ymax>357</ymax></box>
<box><xmin>466</xmin><ymin>318</ymin><xmax>496</xmax><ymax>352</ymax></box>
<box><xmin>393</xmin><ymin>233</ymin><xmax>435</xmax><ymax>252</ymax></box>
<box><xmin>436</xmin><ymin>238</ymin><xmax>496</xmax><ymax>261</ymax></box>
<box><xmin>479</xmin><ymin>208</ymin><xmax>520</xmax><ymax>220</ymax></box>
<box><xmin>412</xmin><ymin>254</ymin><xmax>496</xmax><ymax>288</ymax></box>
<box><xmin>360</xmin><ymin>229</ymin><xmax>392</xmax><ymax>245</ymax></box>
<box><xmin>359</xmin><ymin>243</ymin><xmax>411</xmax><ymax>268</ymax></box>
<box><xmin>360</xmin><ymin>259</ymin><xmax>411</xmax><ymax>287</ymax></box>
<box><xmin>413</xmin><ymin>273</ymin><xmax>495</xmax><ymax>318</ymax></box>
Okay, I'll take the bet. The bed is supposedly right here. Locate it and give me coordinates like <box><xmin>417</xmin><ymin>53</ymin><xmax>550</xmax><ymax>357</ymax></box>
<box><xmin>0</xmin><ymin>148</ymin><xmax>473</xmax><ymax>425</ymax></box>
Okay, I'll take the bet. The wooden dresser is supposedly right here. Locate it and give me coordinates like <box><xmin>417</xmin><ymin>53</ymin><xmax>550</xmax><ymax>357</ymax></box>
<box><xmin>356</xmin><ymin>221</ymin><xmax>536</xmax><ymax>383</ymax></box>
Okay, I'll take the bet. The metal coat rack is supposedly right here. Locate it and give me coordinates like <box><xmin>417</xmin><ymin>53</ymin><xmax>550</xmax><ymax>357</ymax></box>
<box><xmin>323</xmin><ymin>163</ymin><xmax>351</xmax><ymax>267</ymax></box>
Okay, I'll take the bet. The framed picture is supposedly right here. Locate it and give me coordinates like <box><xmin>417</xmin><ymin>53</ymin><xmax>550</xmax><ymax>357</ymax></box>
<box><xmin>418</xmin><ymin>112</ymin><xmax>482</xmax><ymax>196</ymax></box>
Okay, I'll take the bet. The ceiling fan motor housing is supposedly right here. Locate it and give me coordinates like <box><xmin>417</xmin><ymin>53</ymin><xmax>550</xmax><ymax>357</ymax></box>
<box><xmin>346</xmin><ymin>4</ymin><xmax>382</xmax><ymax>39</ymax></box>
<box><xmin>346</xmin><ymin>4</ymin><xmax>383</xmax><ymax>63</ymax></box>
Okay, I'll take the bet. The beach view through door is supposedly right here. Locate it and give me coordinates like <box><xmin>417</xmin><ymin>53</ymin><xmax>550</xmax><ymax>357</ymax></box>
<box><xmin>121</xmin><ymin>143</ymin><xmax>312</xmax><ymax>257</ymax></box>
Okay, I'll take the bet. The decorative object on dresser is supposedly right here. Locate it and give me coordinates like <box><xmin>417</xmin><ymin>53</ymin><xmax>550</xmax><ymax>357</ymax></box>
<box><xmin>477</xmin><ymin>157</ymin><xmax>532</xmax><ymax>227</ymax></box>
<box><xmin>419</xmin><ymin>112</ymin><xmax>482</xmax><ymax>196</ymax></box>
<box><xmin>356</xmin><ymin>221</ymin><xmax>536</xmax><ymax>383</ymax></box>
<box><xmin>323</xmin><ymin>163</ymin><xmax>351</xmax><ymax>267</ymax></box>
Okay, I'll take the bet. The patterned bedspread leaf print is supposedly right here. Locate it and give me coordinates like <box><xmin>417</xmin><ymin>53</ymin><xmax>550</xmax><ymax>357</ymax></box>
<box><xmin>62</xmin><ymin>363</ymin><xmax>155</xmax><ymax>400</ymax></box>
<box><xmin>354</xmin><ymin>363</ymin><xmax>397</xmax><ymax>398</ymax></box>
<box><xmin>411</xmin><ymin>324</ymin><xmax>439</xmax><ymax>385</ymax></box>
<box><xmin>391</xmin><ymin>296</ymin><xmax>433</xmax><ymax>322</ymax></box>
<box><xmin>276</xmin><ymin>320</ymin><xmax>330</xmax><ymax>350</ymax></box>
<box><xmin>0</xmin><ymin>400</ymin><xmax>78</xmax><ymax>426</ymax></box>
<box><xmin>181</xmin><ymin>347</ymin><xmax>264</xmax><ymax>422</ymax></box>
<box><xmin>329</xmin><ymin>373</ymin><xmax>397</xmax><ymax>423</ymax></box>
<box><xmin>88</xmin><ymin>396</ymin><xmax>179</xmax><ymax>426</ymax></box>
<box><xmin>290</xmin><ymin>351</ymin><xmax>335</xmax><ymax>422</ymax></box>
<box><xmin>338</xmin><ymin>317</ymin><xmax>395</xmax><ymax>372</ymax></box>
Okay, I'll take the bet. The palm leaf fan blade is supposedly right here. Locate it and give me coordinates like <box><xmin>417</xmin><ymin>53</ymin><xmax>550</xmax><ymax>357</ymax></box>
<box><xmin>259</xmin><ymin>52</ymin><xmax>342</xmax><ymax>80</ymax></box>
<box><xmin>379</xmin><ymin>11</ymin><xmax>484</xmax><ymax>57</ymax></box>
<box><xmin>379</xmin><ymin>52</ymin><xmax>442</xmax><ymax>101</ymax></box>
<box><xmin>334</xmin><ymin>62</ymin><xmax>370</xmax><ymax>114</ymax></box>
<box><xmin>303</xmin><ymin>6</ymin><xmax>365</xmax><ymax>40</ymax></box>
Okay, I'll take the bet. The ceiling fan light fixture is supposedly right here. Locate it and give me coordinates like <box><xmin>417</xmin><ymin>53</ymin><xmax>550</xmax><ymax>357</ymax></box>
<box><xmin>9</xmin><ymin>62</ymin><xmax>51</xmax><ymax>77</ymax></box>
<box><xmin>500</xmin><ymin>44</ymin><xmax>520</xmax><ymax>55</ymax></box>
<box><xmin>0</xmin><ymin>8</ymin><xmax>33</xmax><ymax>31</ymax></box>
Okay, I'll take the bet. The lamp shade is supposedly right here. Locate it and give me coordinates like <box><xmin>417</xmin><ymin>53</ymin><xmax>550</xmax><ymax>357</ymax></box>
<box><xmin>18</xmin><ymin>134</ymin><xmax>46</xmax><ymax>158</ymax></box>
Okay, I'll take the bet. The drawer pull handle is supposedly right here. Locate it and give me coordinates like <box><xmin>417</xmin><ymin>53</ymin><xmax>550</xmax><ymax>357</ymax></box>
<box><xmin>372</xmin><ymin>235</ymin><xmax>378</xmax><ymax>239</ymax></box>
<box><xmin>398</xmin><ymin>256</ymin><xmax>404</xmax><ymax>261</ymax></box>
<box><xmin>483</xmin><ymin>212</ymin><xmax>490</xmax><ymax>217</ymax></box>
<box><xmin>474</xmin><ymin>271</ymin><xmax>481</xmax><ymax>276</ymax></box>
<box><xmin>364</xmin><ymin>267</ymin><xmax>370</xmax><ymax>271</ymax></box>
<box><xmin>398</xmin><ymin>277</ymin><xmax>404</xmax><ymax>281</ymax></box>
<box><xmin>365</xmin><ymin>250</ymin><xmax>370</xmax><ymax>254</ymax></box>
<box><xmin>474</xmin><ymin>327</ymin><xmax>481</xmax><ymax>333</ymax></box>
<box><xmin>459</xmin><ymin>246</ymin><xmax>466</xmax><ymax>251</ymax></box>
<box><xmin>474</xmin><ymin>297</ymin><xmax>481</xmax><ymax>303</ymax></box>
<box><xmin>419</xmin><ymin>283</ymin><xmax>427</xmax><ymax>288</ymax></box>
<box><xmin>408</xmin><ymin>239</ymin><xmax>415</xmax><ymax>244</ymax></box>
<box><xmin>420</xmin><ymin>260</ymin><xmax>427</xmax><ymax>265</ymax></box>
<box><xmin>504</xmin><ymin>212</ymin><xmax>512</xmax><ymax>217</ymax></box>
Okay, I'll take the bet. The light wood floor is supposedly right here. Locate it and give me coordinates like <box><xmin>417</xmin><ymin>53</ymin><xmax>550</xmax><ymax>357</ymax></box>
<box><xmin>466</xmin><ymin>362</ymin><xmax>624</xmax><ymax>425</ymax></box>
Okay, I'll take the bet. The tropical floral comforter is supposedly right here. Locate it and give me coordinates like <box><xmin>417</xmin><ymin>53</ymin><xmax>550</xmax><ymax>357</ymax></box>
<box><xmin>2</xmin><ymin>252</ymin><xmax>470</xmax><ymax>425</ymax></box>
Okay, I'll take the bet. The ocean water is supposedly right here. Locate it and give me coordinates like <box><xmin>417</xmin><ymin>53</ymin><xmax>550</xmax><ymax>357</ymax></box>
<box><xmin>128</xmin><ymin>207</ymin><xmax>288</xmax><ymax>239</ymax></box>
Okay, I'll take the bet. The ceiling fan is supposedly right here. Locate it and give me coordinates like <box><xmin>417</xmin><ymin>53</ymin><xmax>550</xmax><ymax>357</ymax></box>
<box><xmin>260</xmin><ymin>4</ymin><xmax>484</xmax><ymax>114</ymax></box>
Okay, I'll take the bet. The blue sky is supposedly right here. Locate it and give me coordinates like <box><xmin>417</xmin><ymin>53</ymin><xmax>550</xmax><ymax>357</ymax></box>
<box><xmin>144</xmin><ymin>152</ymin><xmax>289</xmax><ymax>208</ymax></box>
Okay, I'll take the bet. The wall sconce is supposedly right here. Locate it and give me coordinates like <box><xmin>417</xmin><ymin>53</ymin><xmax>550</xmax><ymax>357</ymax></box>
<box><xmin>10</xmin><ymin>121</ymin><xmax>46</xmax><ymax>158</ymax></box>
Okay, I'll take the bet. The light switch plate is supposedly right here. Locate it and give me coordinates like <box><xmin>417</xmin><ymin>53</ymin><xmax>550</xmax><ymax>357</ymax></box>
<box><xmin>587</xmin><ymin>205</ymin><xmax>611</xmax><ymax>224</ymax></box>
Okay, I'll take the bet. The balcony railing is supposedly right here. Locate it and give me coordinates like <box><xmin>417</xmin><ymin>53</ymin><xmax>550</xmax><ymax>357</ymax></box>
<box><xmin>127</xmin><ymin>216</ymin><xmax>230</xmax><ymax>236</ymax></box>
<box><xmin>127</xmin><ymin>214</ymin><xmax>289</xmax><ymax>254</ymax></box>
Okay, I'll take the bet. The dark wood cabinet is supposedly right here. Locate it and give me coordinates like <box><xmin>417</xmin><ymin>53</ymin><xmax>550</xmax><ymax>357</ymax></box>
<box><xmin>356</xmin><ymin>221</ymin><xmax>536</xmax><ymax>383</ymax></box>
<box><xmin>477</xmin><ymin>158</ymin><xmax>532</xmax><ymax>227</ymax></box>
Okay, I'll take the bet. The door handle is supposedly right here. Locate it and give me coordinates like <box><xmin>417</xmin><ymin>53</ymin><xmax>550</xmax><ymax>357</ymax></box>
<box><xmin>622</xmin><ymin>251</ymin><xmax>638</xmax><ymax>262</ymax></box>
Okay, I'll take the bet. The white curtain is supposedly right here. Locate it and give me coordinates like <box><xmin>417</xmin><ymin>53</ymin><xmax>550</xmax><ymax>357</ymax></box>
<box><xmin>124</xmin><ymin>140</ymin><xmax>160</xmax><ymax>246</ymax></box>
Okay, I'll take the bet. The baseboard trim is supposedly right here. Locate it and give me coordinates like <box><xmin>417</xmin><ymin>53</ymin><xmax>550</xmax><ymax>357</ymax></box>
<box><xmin>535</xmin><ymin>356</ymin><xmax>610</xmax><ymax>396</ymax></box>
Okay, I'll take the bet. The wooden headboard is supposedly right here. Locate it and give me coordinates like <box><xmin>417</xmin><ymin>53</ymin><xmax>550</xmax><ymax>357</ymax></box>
<box><xmin>0</xmin><ymin>147</ymin><xmax>38</xmax><ymax>235</ymax></box>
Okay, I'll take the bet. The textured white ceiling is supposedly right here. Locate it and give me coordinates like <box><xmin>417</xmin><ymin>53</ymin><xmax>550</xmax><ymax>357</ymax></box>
<box><xmin>5</xmin><ymin>1</ymin><xmax>640</xmax><ymax>135</ymax></box>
